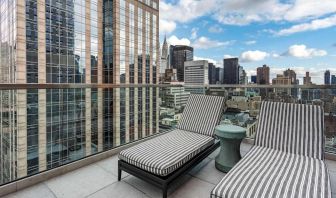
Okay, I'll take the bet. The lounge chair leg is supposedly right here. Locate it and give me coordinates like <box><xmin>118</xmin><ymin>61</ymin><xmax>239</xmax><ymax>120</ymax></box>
<box><xmin>118</xmin><ymin>167</ymin><xmax>122</xmax><ymax>181</ymax></box>
<box><xmin>162</xmin><ymin>184</ymin><xmax>168</xmax><ymax>198</ymax></box>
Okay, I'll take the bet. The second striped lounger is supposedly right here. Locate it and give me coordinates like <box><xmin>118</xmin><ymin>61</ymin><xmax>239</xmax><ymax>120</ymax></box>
<box><xmin>118</xmin><ymin>94</ymin><xmax>225</xmax><ymax>198</ymax></box>
<box><xmin>211</xmin><ymin>101</ymin><xmax>332</xmax><ymax>198</ymax></box>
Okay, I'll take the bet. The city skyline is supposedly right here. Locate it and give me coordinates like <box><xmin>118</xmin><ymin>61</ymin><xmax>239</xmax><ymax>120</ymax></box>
<box><xmin>159</xmin><ymin>0</ymin><xmax>336</xmax><ymax>84</ymax></box>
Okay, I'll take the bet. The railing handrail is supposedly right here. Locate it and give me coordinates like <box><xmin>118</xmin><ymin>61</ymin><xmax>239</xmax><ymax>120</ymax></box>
<box><xmin>0</xmin><ymin>83</ymin><xmax>335</xmax><ymax>89</ymax></box>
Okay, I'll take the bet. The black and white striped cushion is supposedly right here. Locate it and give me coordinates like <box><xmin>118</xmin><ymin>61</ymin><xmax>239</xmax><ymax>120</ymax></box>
<box><xmin>255</xmin><ymin>101</ymin><xmax>325</xmax><ymax>160</ymax></box>
<box><xmin>177</xmin><ymin>94</ymin><xmax>225</xmax><ymax>137</ymax></box>
<box><xmin>211</xmin><ymin>146</ymin><xmax>331</xmax><ymax>198</ymax></box>
<box><xmin>119</xmin><ymin>129</ymin><xmax>214</xmax><ymax>176</ymax></box>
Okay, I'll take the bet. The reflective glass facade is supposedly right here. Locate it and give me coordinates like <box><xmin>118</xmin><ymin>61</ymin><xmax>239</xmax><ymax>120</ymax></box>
<box><xmin>0</xmin><ymin>0</ymin><xmax>17</xmax><ymax>185</ymax></box>
<box><xmin>0</xmin><ymin>0</ymin><xmax>159</xmax><ymax>186</ymax></box>
<box><xmin>45</xmin><ymin>0</ymin><xmax>87</xmax><ymax>170</ymax></box>
<box><xmin>103</xmin><ymin>0</ymin><xmax>159</xmax><ymax>147</ymax></box>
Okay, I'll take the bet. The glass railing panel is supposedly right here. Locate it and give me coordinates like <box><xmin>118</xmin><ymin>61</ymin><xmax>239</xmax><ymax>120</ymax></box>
<box><xmin>200</xmin><ymin>85</ymin><xmax>336</xmax><ymax>154</ymax></box>
<box><xmin>0</xmin><ymin>84</ymin><xmax>335</xmax><ymax>186</ymax></box>
<box><xmin>0</xmin><ymin>85</ymin><xmax>169</xmax><ymax>186</ymax></box>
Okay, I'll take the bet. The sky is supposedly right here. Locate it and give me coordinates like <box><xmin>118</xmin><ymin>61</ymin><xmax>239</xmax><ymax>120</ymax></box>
<box><xmin>159</xmin><ymin>0</ymin><xmax>336</xmax><ymax>84</ymax></box>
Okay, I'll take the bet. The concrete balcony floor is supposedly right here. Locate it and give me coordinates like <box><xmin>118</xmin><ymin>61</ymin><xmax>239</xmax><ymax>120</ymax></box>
<box><xmin>4</xmin><ymin>143</ymin><xmax>336</xmax><ymax>198</ymax></box>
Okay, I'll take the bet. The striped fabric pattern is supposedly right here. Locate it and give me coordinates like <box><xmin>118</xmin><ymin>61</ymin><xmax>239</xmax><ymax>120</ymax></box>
<box><xmin>211</xmin><ymin>101</ymin><xmax>331</xmax><ymax>198</ymax></box>
<box><xmin>255</xmin><ymin>101</ymin><xmax>325</xmax><ymax>160</ymax></box>
<box><xmin>177</xmin><ymin>94</ymin><xmax>225</xmax><ymax>137</ymax></box>
<box><xmin>118</xmin><ymin>129</ymin><xmax>214</xmax><ymax>176</ymax></box>
<box><xmin>211</xmin><ymin>146</ymin><xmax>331</xmax><ymax>198</ymax></box>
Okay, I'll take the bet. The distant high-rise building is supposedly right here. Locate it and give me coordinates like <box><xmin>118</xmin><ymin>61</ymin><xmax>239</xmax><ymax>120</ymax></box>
<box><xmin>332</xmin><ymin>75</ymin><xmax>336</xmax><ymax>84</ymax></box>
<box><xmin>332</xmin><ymin>75</ymin><xmax>336</xmax><ymax>95</ymax></box>
<box><xmin>163</xmin><ymin>68</ymin><xmax>178</xmax><ymax>83</ymax></box>
<box><xmin>256</xmin><ymin>65</ymin><xmax>270</xmax><ymax>84</ymax></box>
<box><xmin>162</xmin><ymin>87</ymin><xmax>190</xmax><ymax>109</ymax></box>
<box><xmin>160</xmin><ymin>35</ymin><xmax>169</xmax><ymax>74</ymax></box>
<box><xmin>170</xmin><ymin>45</ymin><xmax>194</xmax><ymax>81</ymax></box>
<box><xmin>272</xmin><ymin>74</ymin><xmax>291</xmax><ymax>95</ymax></box>
<box><xmin>284</xmin><ymin>69</ymin><xmax>297</xmax><ymax>84</ymax></box>
<box><xmin>325</xmin><ymin>70</ymin><xmax>331</xmax><ymax>85</ymax></box>
<box><xmin>223</xmin><ymin>58</ymin><xmax>239</xmax><ymax>84</ymax></box>
<box><xmin>215</xmin><ymin>67</ymin><xmax>224</xmax><ymax>84</ymax></box>
<box><xmin>284</xmin><ymin>69</ymin><xmax>298</xmax><ymax>98</ymax></box>
<box><xmin>184</xmin><ymin>60</ymin><xmax>208</xmax><ymax>94</ymax></box>
<box><xmin>303</xmin><ymin>72</ymin><xmax>312</xmax><ymax>85</ymax></box>
<box><xmin>208</xmin><ymin>63</ymin><xmax>216</xmax><ymax>84</ymax></box>
<box><xmin>239</xmin><ymin>66</ymin><xmax>248</xmax><ymax>85</ymax></box>
<box><xmin>251</xmin><ymin>75</ymin><xmax>257</xmax><ymax>84</ymax></box>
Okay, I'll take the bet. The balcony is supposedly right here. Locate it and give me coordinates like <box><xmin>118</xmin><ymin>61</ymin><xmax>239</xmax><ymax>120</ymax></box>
<box><xmin>1</xmin><ymin>84</ymin><xmax>336</xmax><ymax>197</ymax></box>
<box><xmin>2</xmin><ymin>143</ymin><xmax>336</xmax><ymax>198</ymax></box>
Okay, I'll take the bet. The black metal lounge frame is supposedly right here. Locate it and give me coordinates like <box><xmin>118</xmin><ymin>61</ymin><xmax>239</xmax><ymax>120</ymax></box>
<box><xmin>118</xmin><ymin>141</ymin><xmax>219</xmax><ymax>198</ymax></box>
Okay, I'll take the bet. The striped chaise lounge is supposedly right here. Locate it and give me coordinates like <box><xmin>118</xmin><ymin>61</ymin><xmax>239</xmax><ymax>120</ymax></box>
<box><xmin>118</xmin><ymin>94</ymin><xmax>225</xmax><ymax>198</ymax></box>
<box><xmin>211</xmin><ymin>101</ymin><xmax>332</xmax><ymax>198</ymax></box>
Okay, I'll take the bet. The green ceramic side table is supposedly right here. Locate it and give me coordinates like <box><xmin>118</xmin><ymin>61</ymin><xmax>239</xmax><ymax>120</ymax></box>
<box><xmin>214</xmin><ymin>125</ymin><xmax>246</xmax><ymax>173</ymax></box>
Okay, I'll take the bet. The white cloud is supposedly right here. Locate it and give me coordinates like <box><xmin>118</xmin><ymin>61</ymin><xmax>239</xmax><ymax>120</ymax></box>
<box><xmin>160</xmin><ymin>0</ymin><xmax>217</xmax><ymax>23</ymax></box>
<box><xmin>276</xmin><ymin>15</ymin><xmax>336</xmax><ymax>36</ymax></box>
<box><xmin>159</xmin><ymin>0</ymin><xmax>216</xmax><ymax>34</ymax></box>
<box><xmin>272</xmin><ymin>53</ymin><xmax>280</xmax><ymax>58</ymax></box>
<box><xmin>159</xmin><ymin>19</ymin><xmax>176</xmax><ymax>34</ymax></box>
<box><xmin>285</xmin><ymin>45</ymin><xmax>328</xmax><ymax>58</ymax></box>
<box><xmin>240</xmin><ymin>50</ymin><xmax>270</xmax><ymax>62</ymax></box>
<box><xmin>160</xmin><ymin>0</ymin><xmax>336</xmax><ymax>35</ymax></box>
<box><xmin>284</xmin><ymin>0</ymin><xmax>336</xmax><ymax>21</ymax></box>
<box><xmin>191</xmin><ymin>28</ymin><xmax>198</xmax><ymax>40</ymax></box>
<box><xmin>208</xmin><ymin>25</ymin><xmax>224</xmax><ymax>33</ymax></box>
<box><xmin>245</xmin><ymin>40</ymin><xmax>257</xmax><ymax>45</ymax></box>
<box><xmin>213</xmin><ymin>0</ymin><xmax>291</xmax><ymax>25</ymax></box>
<box><xmin>167</xmin><ymin>35</ymin><xmax>191</xmax><ymax>46</ymax></box>
<box><xmin>192</xmin><ymin>37</ymin><xmax>234</xmax><ymax>49</ymax></box>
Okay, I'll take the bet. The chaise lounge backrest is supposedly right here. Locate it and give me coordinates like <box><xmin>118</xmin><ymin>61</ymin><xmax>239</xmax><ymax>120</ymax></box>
<box><xmin>255</xmin><ymin>101</ymin><xmax>325</xmax><ymax>160</ymax></box>
<box><xmin>177</xmin><ymin>94</ymin><xmax>225</xmax><ymax>137</ymax></box>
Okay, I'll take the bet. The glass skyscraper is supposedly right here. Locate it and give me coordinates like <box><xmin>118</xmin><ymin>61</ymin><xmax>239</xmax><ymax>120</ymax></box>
<box><xmin>0</xmin><ymin>0</ymin><xmax>159</xmax><ymax>185</ymax></box>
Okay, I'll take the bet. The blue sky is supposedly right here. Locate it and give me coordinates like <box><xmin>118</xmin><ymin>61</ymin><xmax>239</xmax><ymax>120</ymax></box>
<box><xmin>159</xmin><ymin>0</ymin><xmax>336</xmax><ymax>84</ymax></box>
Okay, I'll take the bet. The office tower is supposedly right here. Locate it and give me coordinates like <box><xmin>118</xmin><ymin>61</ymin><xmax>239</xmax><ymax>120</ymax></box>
<box><xmin>332</xmin><ymin>75</ymin><xmax>336</xmax><ymax>95</ymax></box>
<box><xmin>160</xmin><ymin>35</ymin><xmax>169</xmax><ymax>74</ymax></box>
<box><xmin>251</xmin><ymin>75</ymin><xmax>257</xmax><ymax>84</ymax></box>
<box><xmin>332</xmin><ymin>75</ymin><xmax>336</xmax><ymax>84</ymax></box>
<box><xmin>223</xmin><ymin>58</ymin><xmax>239</xmax><ymax>84</ymax></box>
<box><xmin>239</xmin><ymin>66</ymin><xmax>247</xmax><ymax>85</ymax></box>
<box><xmin>215</xmin><ymin>67</ymin><xmax>224</xmax><ymax>84</ymax></box>
<box><xmin>284</xmin><ymin>69</ymin><xmax>297</xmax><ymax>84</ymax></box>
<box><xmin>304</xmin><ymin>72</ymin><xmax>312</xmax><ymax>85</ymax></box>
<box><xmin>0</xmin><ymin>0</ymin><xmax>159</xmax><ymax>184</ymax></box>
<box><xmin>163</xmin><ymin>68</ymin><xmax>178</xmax><ymax>83</ymax></box>
<box><xmin>162</xmin><ymin>87</ymin><xmax>190</xmax><ymax>109</ymax></box>
<box><xmin>184</xmin><ymin>60</ymin><xmax>209</xmax><ymax>94</ymax></box>
<box><xmin>325</xmin><ymin>70</ymin><xmax>331</xmax><ymax>85</ymax></box>
<box><xmin>283</xmin><ymin>69</ymin><xmax>298</xmax><ymax>98</ymax></box>
<box><xmin>272</xmin><ymin>74</ymin><xmax>291</xmax><ymax>95</ymax></box>
<box><xmin>170</xmin><ymin>45</ymin><xmax>193</xmax><ymax>82</ymax></box>
<box><xmin>256</xmin><ymin>65</ymin><xmax>270</xmax><ymax>84</ymax></box>
<box><xmin>208</xmin><ymin>63</ymin><xmax>216</xmax><ymax>84</ymax></box>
